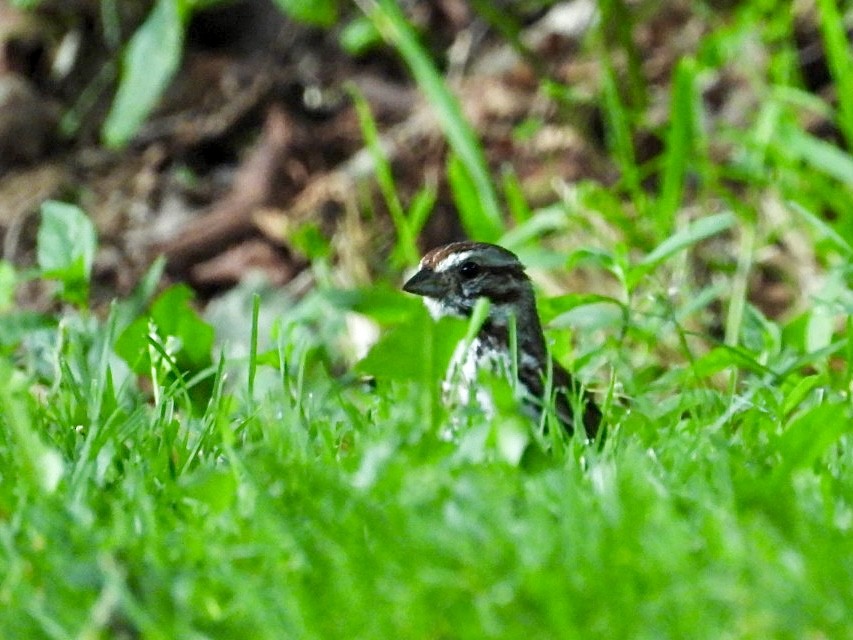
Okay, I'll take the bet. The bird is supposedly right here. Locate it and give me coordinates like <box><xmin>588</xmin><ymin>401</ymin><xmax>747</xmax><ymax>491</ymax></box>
<box><xmin>402</xmin><ymin>241</ymin><xmax>601</xmax><ymax>440</ymax></box>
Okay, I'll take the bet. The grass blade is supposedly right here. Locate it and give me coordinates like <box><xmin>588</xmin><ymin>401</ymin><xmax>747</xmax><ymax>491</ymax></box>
<box><xmin>630</xmin><ymin>212</ymin><xmax>735</xmax><ymax>286</ymax></box>
<box><xmin>657</xmin><ymin>57</ymin><xmax>698</xmax><ymax>238</ymax></box>
<box><xmin>362</xmin><ymin>0</ymin><xmax>504</xmax><ymax>240</ymax></box>
<box><xmin>786</xmin><ymin>200</ymin><xmax>853</xmax><ymax>256</ymax></box>
<box><xmin>816</xmin><ymin>0</ymin><xmax>853</xmax><ymax>149</ymax></box>
<box><xmin>248</xmin><ymin>293</ymin><xmax>260</xmax><ymax>405</ymax></box>
<box><xmin>350</xmin><ymin>85</ymin><xmax>418</xmax><ymax>265</ymax></box>
<box><xmin>777</xmin><ymin>125</ymin><xmax>853</xmax><ymax>187</ymax></box>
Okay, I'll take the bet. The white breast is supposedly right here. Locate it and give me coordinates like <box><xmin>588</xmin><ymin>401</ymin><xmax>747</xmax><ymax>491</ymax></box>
<box><xmin>444</xmin><ymin>337</ymin><xmax>513</xmax><ymax>415</ymax></box>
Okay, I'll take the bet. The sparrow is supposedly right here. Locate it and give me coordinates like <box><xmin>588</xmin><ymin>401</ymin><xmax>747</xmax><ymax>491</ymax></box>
<box><xmin>403</xmin><ymin>241</ymin><xmax>601</xmax><ymax>439</ymax></box>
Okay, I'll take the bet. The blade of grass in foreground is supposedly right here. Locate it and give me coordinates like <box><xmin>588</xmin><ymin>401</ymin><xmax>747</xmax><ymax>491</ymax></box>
<box><xmin>360</xmin><ymin>0</ymin><xmax>504</xmax><ymax>241</ymax></box>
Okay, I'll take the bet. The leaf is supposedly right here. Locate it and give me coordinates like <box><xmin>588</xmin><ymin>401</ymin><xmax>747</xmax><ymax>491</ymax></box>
<box><xmin>690</xmin><ymin>346</ymin><xmax>773</xmax><ymax>380</ymax></box>
<box><xmin>149</xmin><ymin>285</ymin><xmax>214</xmax><ymax>369</ymax></box>
<box><xmin>777</xmin><ymin>125</ymin><xmax>853</xmax><ymax>187</ymax></box>
<box><xmin>600</xmin><ymin>58</ymin><xmax>641</xmax><ymax>199</ymax></box>
<box><xmin>565</xmin><ymin>248</ymin><xmax>622</xmax><ymax>273</ymax></box>
<box><xmin>112</xmin><ymin>256</ymin><xmax>167</xmax><ymax>332</ymax></box>
<box><xmin>629</xmin><ymin>212</ymin><xmax>735</xmax><ymax>287</ymax></box>
<box><xmin>37</xmin><ymin>201</ymin><xmax>98</xmax><ymax>306</ymax></box>
<box><xmin>498</xmin><ymin>204</ymin><xmax>567</xmax><ymax>250</ymax></box>
<box><xmin>103</xmin><ymin>0</ymin><xmax>187</xmax><ymax>148</ymax></box>
<box><xmin>290</xmin><ymin>222</ymin><xmax>331</xmax><ymax>261</ymax></box>
<box><xmin>547</xmin><ymin>299</ymin><xmax>625</xmax><ymax>332</ymax></box>
<box><xmin>806</xmin><ymin>306</ymin><xmax>834</xmax><ymax>353</ymax></box>
<box><xmin>0</xmin><ymin>312</ymin><xmax>56</xmax><ymax>348</ymax></box>
<box><xmin>357</xmin><ymin>308</ymin><xmax>466</xmax><ymax>383</ymax></box>
<box><xmin>781</xmin><ymin>375</ymin><xmax>823</xmax><ymax>417</ymax></box>
<box><xmin>786</xmin><ymin>200</ymin><xmax>853</xmax><ymax>256</ymax></box>
<box><xmin>115</xmin><ymin>284</ymin><xmax>214</xmax><ymax>375</ymax></box>
<box><xmin>771</xmin><ymin>403</ymin><xmax>849</xmax><ymax>487</ymax></box>
<box><xmin>539</xmin><ymin>294</ymin><xmax>625</xmax><ymax>325</ymax></box>
<box><xmin>180</xmin><ymin>468</ymin><xmax>236</xmax><ymax>513</ymax></box>
<box><xmin>501</xmin><ymin>167</ymin><xmax>533</xmax><ymax>224</ymax></box>
<box><xmin>326</xmin><ymin>286</ymin><xmax>422</xmax><ymax>326</ymax></box>
<box><xmin>340</xmin><ymin>16</ymin><xmax>382</xmax><ymax>56</ymax></box>
<box><xmin>273</xmin><ymin>0</ymin><xmax>338</xmax><ymax>26</ymax></box>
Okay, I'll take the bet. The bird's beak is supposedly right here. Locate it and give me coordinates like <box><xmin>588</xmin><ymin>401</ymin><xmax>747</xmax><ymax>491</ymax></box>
<box><xmin>402</xmin><ymin>269</ymin><xmax>444</xmax><ymax>298</ymax></box>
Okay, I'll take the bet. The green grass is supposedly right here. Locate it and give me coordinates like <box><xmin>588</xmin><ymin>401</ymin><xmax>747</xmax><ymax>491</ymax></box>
<box><xmin>3</xmin><ymin>1</ymin><xmax>853</xmax><ymax>638</ymax></box>
<box><xmin>1</xmin><ymin>297</ymin><xmax>851</xmax><ymax>638</ymax></box>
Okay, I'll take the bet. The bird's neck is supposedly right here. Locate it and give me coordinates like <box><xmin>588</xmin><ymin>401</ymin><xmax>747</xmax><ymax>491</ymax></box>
<box><xmin>477</xmin><ymin>296</ymin><xmax>548</xmax><ymax>366</ymax></box>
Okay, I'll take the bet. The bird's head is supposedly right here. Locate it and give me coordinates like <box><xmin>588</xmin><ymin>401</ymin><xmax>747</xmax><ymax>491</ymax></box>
<box><xmin>402</xmin><ymin>242</ymin><xmax>535</xmax><ymax>324</ymax></box>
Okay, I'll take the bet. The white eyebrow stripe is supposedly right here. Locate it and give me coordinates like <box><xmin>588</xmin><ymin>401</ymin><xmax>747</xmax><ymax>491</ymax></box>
<box><xmin>433</xmin><ymin>250</ymin><xmax>473</xmax><ymax>272</ymax></box>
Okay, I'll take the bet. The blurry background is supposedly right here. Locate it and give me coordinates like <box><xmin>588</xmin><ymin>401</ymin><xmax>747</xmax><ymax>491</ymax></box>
<box><xmin>2</xmin><ymin>0</ymin><xmax>848</xmax><ymax>323</ymax></box>
<box><xmin>5</xmin><ymin>3</ymin><xmax>853</xmax><ymax>638</ymax></box>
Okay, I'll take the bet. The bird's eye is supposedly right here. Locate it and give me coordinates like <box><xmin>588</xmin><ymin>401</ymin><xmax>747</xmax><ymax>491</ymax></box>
<box><xmin>459</xmin><ymin>261</ymin><xmax>480</xmax><ymax>279</ymax></box>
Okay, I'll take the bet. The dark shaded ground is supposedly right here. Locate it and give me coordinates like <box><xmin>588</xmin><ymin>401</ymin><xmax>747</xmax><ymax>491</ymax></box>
<box><xmin>0</xmin><ymin>0</ymin><xmax>838</xmax><ymax>318</ymax></box>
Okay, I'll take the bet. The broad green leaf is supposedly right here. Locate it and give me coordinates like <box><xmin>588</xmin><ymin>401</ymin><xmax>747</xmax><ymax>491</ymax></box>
<box><xmin>771</xmin><ymin>403</ymin><xmax>849</xmax><ymax>486</ymax></box>
<box><xmin>565</xmin><ymin>248</ymin><xmax>622</xmax><ymax>274</ymax></box>
<box><xmin>37</xmin><ymin>201</ymin><xmax>97</xmax><ymax>306</ymax></box>
<box><xmin>103</xmin><ymin>0</ymin><xmax>187</xmax><ymax>148</ymax></box>
<box><xmin>0</xmin><ymin>312</ymin><xmax>56</xmax><ymax>348</ymax></box>
<box><xmin>357</xmin><ymin>308</ymin><xmax>466</xmax><ymax>383</ymax></box>
<box><xmin>327</xmin><ymin>286</ymin><xmax>422</xmax><ymax>326</ymax></box>
<box><xmin>115</xmin><ymin>284</ymin><xmax>214</xmax><ymax>375</ymax></box>
<box><xmin>498</xmin><ymin>204</ymin><xmax>566</xmax><ymax>250</ymax></box>
<box><xmin>806</xmin><ymin>306</ymin><xmax>834</xmax><ymax>353</ymax></box>
<box><xmin>640</xmin><ymin>212</ymin><xmax>735</xmax><ymax>267</ymax></box>
<box><xmin>149</xmin><ymin>284</ymin><xmax>214</xmax><ymax>369</ymax></box>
